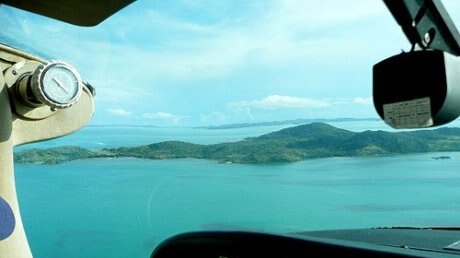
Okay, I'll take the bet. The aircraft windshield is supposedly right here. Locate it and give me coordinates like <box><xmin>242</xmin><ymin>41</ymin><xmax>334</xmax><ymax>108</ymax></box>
<box><xmin>2</xmin><ymin>1</ymin><xmax>460</xmax><ymax>257</ymax></box>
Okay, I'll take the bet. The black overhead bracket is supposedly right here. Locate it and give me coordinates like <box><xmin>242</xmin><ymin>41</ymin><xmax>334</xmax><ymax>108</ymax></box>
<box><xmin>383</xmin><ymin>0</ymin><xmax>460</xmax><ymax>56</ymax></box>
<box><xmin>373</xmin><ymin>0</ymin><xmax>460</xmax><ymax>129</ymax></box>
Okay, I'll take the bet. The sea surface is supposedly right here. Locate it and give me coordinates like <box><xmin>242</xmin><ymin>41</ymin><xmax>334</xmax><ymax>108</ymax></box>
<box><xmin>13</xmin><ymin>121</ymin><xmax>460</xmax><ymax>258</ymax></box>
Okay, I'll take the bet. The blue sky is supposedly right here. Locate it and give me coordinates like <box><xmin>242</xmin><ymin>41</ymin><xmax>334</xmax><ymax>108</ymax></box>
<box><xmin>2</xmin><ymin>0</ymin><xmax>460</xmax><ymax>126</ymax></box>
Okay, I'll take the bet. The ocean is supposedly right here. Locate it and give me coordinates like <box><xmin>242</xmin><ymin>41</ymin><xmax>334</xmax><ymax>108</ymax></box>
<box><xmin>13</xmin><ymin>121</ymin><xmax>460</xmax><ymax>258</ymax></box>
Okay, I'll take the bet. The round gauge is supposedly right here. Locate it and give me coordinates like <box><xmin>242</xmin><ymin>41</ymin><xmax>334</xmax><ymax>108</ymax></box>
<box><xmin>31</xmin><ymin>61</ymin><xmax>83</xmax><ymax>109</ymax></box>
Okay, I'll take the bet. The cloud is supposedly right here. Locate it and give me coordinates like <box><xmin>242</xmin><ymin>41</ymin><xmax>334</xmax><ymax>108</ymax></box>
<box><xmin>108</xmin><ymin>108</ymin><xmax>132</xmax><ymax>117</ymax></box>
<box><xmin>228</xmin><ymin>95</ymin><xmax>331</xmax><ymax>110</ymax></box>
<box><xmin>275</xmin><ymin>0</ymin><xmax>384</xmax><ymax>27</ymax></box>
<box><xmin>142</xmin><ymin>112</ymin><xmax>182</xmax><ymax>123</ymax></box>
<box><xmin>353</xmin><ymin>97</ymin><xmax>373</xmax><ymax>105</ymax></box>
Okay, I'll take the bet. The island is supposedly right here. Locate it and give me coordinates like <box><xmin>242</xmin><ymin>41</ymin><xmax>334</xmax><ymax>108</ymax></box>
<box><xmin>14</xmin><ymin>123</ymin><xmax>460</xmax><ymax>165</ymax></box>
<box><xmin>432</xmin><ymin>156</ymin><xmax>451</xmax><ymax>160</ymax></box>
<box><xmin>199</xmin><ymin>118</ymin><xmax>380</xmax><ymax>129</ymax></box>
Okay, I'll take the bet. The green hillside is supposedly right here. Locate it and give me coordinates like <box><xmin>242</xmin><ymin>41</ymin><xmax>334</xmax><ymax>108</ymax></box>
<box><xmin>14</xmin><ymin>123</ymin><xmax>460</xmax><ymax>164</ymax></box>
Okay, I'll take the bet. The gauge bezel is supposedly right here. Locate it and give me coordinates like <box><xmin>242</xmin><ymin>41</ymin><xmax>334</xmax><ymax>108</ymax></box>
<box><xmin>31</xmin><ymin>61</ymin><xmax>83</xmax><ymax>109</ymax></box>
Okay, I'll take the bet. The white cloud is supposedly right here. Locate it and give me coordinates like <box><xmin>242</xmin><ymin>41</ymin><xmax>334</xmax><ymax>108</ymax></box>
<box><xmin>353</xmin><ymin>97</ymin><xmax>373</xmax><ymax>105</ymax></box>
<box><xmin>142</xmin><ymin>112</ymin><xmax>182</xmax><ymax>123</ymax></box>
<box><xmin>275</xmin><ymin>0</ymin><xmax>384</xmax><ymax>27</ymax></box>
<box><xmin>108</xmin><ymin>108</ymin><xmax>132</xmax><ymax>117</ymax></box>
<box><xmin>228</xmin><ymin>95</ymin><xmax>331</xmax><ymax>110</ymax></box>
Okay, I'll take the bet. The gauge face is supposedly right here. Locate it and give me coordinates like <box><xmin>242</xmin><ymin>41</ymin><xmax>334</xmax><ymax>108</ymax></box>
<box><xmin>41</xmin><ymin>63</ymin><xmax>81</xmax><ymax>105</ymax></box>
<box><xmin>30</xmin><ymin>61</ymin><xmax>83</xmax><ymax>109</ymax></box>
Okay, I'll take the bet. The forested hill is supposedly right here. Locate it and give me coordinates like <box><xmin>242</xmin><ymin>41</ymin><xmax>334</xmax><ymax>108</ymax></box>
<box><xmin>14</xmin><ymin>123</ymin><xmax>460</xmax><ymax>164</ymax></box>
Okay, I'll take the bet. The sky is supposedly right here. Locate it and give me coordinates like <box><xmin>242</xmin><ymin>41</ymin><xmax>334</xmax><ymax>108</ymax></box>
<box><xmin>1</xmin><ymin>0</ymin><xmax>460</xmax><ymax>127</ymax></box>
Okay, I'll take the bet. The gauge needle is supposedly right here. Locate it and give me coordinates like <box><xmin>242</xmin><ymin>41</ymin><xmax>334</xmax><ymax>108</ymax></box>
<box><xmin>53</xmin><ymin>78</ymin><xmax>69</xmax><ymax>94</ymax></box>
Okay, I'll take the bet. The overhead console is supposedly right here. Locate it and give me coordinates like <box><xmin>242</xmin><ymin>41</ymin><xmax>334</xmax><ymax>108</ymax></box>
<box><xmin>0</xmin><ymin>0</ymin><xmax>134</xmax><ymax>26</ymax></box>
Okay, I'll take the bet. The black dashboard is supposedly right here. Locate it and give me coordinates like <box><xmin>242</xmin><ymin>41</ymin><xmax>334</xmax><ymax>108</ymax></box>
<box><xmin>151</xmin><ymin>228</ymin><xmax>460</xmax><ymax>258</ymax></box>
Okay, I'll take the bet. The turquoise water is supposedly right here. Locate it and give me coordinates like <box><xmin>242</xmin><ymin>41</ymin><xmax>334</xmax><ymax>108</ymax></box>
<box><xmin>12</xmin><ymin>123</ymin><xmax>460</xmax><ymax>257</ymax></box>
<box><xmin>15</xmin><ymin>153</ymin><xmax>460</xmax><ymax>258</ymax></box>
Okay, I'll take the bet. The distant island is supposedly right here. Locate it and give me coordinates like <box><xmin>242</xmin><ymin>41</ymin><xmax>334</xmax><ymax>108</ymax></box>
<box><xmin>14</xmin><ymin>123</ymin><xmax>460</xmax><ymax>165</ymax></box>
<box><xmin>198</xmin><ymin>118</ymin><xmax>380</xmax><ymax>129</ymax></box>
<box><xmin>432</xmin><ymin>156</ymin><xmax>451</xmax><ymax>160</ymax></box>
